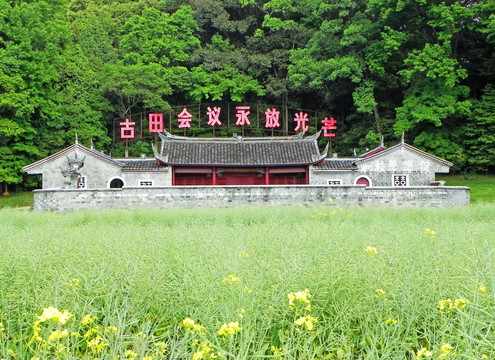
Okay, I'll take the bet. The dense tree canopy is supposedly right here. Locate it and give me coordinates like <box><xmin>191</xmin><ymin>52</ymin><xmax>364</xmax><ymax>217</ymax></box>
<box><xmin>1</xmin><ymin>0</ymin><xmax>495</xmax><ymax>190</ymax></box>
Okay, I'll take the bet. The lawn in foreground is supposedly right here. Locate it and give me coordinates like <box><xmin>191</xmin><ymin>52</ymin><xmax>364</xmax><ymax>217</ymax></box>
<box><xmin>0</xmin><ymin>205</ymin><xmax>494</xmax><ymax>359</ymax></box>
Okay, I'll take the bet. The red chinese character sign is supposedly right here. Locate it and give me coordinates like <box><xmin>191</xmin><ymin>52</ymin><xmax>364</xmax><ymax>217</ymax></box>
<box><xmin>116</xmin><ymin>105</ymin><xmax>335</xmax><ymax>143</ymax></box>
<box><xmin>149</xmin><ymin>113</ymin><xmax>163</xmax><ymax>133</ymax></box>
<box><xmin>120</xmin><ymin>118</ymin><xmax>135</xmax><ymax>139</ymax></box>
<box><xmin>321</xmin><ymin>117</ymin><xmax>337</xmax><ymax>137</ymax></box>
<box><xmin>294</xmin><ymin>112</ymin><xmax>309</xmax><ymax>132</ymax></box>
<box><xmin>235</xmin><ymin>106</ymin><xmax>251</xmax><ymax>126</ymax></box>
<box><xmin>265</xmin><ymin>108</ymin><xmax>281</xmax><ymax>129</ymax></box>
<box><xmin>206</xmin><ymin>106</ymin><xmax>222</xmax><ymax>127</ymax></box>
<box><xmin>178</xmin><ymin>108</ymin><xmax>193</xmax><ymax>129</ymax></box>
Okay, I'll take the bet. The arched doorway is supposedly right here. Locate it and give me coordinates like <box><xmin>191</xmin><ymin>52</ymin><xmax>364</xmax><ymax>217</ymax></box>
<box><xmin>109</xmin><ymin>178</ymin><xmax>124</xmax><ymax>188</ymax></box>
<box><xmin>355</xmin><ymin>176</ymin><xmax>371</xmax><ymax>187</ymax></box>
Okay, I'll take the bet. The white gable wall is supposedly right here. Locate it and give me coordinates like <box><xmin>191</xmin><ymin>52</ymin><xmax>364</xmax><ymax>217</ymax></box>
<box><xmin>25</xmin><ymin>149</ymin><xmax>123</xmax><ymax>189</ymax></box>
<box><xmin>356</xmin><ymin>146</ymin><xmax>450</xmax><ymax>186</ymax></box>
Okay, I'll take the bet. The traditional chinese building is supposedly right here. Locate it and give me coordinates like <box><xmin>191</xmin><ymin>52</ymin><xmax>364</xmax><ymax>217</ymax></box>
<box><xmin>23</xmin><ymin>132</ymin><xmax>454</xmax><ymax>189</ymax></box>
<box><xmin>152</xmin><ymin>131</ymin><xmax>328</xmax><ymax>186</ymax></box>
<box><xmin>22</xmin><ymin>132</ymin><xmax>469</xmax><ymax>211</ymax></box>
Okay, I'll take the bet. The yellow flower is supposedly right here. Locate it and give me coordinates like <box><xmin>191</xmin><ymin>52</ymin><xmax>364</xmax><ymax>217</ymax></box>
<box><xmin>238</xmin><ymin>251</ymin><xmax>250</xmax><ymax>258</ymax></box>
<box><xmin>294</xmin><ymin>315</ymin><xmax>317</xmax><ymax>331</ymax></box>
<box><xmin>423</xmin><ymin>228</ymin><xmax>436</xmax><ymax>237</ymax></box>
<box><xmin>48</xmin><ymin>329</ymin><xmax>69</xmax><ymax>342</ymax></box>
<box><xmin>217</xmin><ymin>321</ymin><xmax>242</xmax><ymax>337</ymax></box>
<box><xmin>68</xmin><ymin>278</ymin><xmax>80</xmax><ymax>288</ymax></box>
<box><xmin>181</xmin><ymin>318</ymin><xmax>205</xmax><ymax>335</ymax></box>
<box><xmin>105</xmin><ymin>326</ymin><xmax>118</xmax><ymax>333</ymax></box>
<box><xmin>81</xmin><ymin>314</ymin><xmax>97</xmax><ymax>326</ymax></box>
<box><xmin>288</xmin><ymin>289</ymin><xmax>311</xmax><ymax>306</ymax></box>
<box><xmin>154</xmin><ymin>341</ymin><xmax>168</xmax><ymax>354</ymax></box>
<box><xmin>439</xmin><ymin>343</ymin><xmax>454</xmax><ymax>359</ymax></box>
<box><xmin>385</xmin><ymin>318</ymin><xmax>397</xmax><ymax>325</ymax></box>
<box><xmin>222</xmin><ymin>274</ymin><xmax>241</xmax><ymax>285</ymax></box>
<box><xmin>192</xmin><ymin>341</ymin><xmax>216</xmax><ymax>360</ymax></box>
<box><xmin>438</xmin><ymin>298</ymin><xmax>469</xmax><ymax>313</ymax></box>
<box><xmin>416</xmin><ymin>347</ymin><xmax>433</xmax><ymax>359</ymax></box>
<box><xmin>365</xmin><ymin>246</ymin><xmax>378</xmax><ymax>255</ymax></box>
<box><xmin>236</xmin><ymin>308</ymin><xmax>246</xmax><ymax>318</ymax></box>
<box><xmin>453</xmin><ymin>298</ymin><xmax>469</xmax><ymax>309</ymax></box>
<box><xmin>376</xmin><ymin>289</ymin><xmax>386</xmax><ymax>296</ymax></box>
<box><xmin>86</xmin><ymin>335</ymin><xmax>108</xmax><ymax>353</ymax></box>
<box><xmin>479</xmin><ymin>285</ymin><xmax>487</xmax><ymax>292</ymax></box>
<box><xmin>37</xmin><ymin>307</ymin><xmax>72</xmax><ymax>324</ymax></box>
<box><xmin>125</xmin><ymin>349</ymin><xmax>138</xmax><ymax>359</ymax></box>
<box><xmin>135</xmin><ymin>331</ymin><xmax>147</xmax><ymax>339</ymax></box>
<box><xmin>0</xmin><ymin>322</ymin><xmax>4</xmax><ymax>331</ymax></box>
<box><xmin>271</xmin><ymin>346</ymin><xmax>283</xmax><ymax>355</ymax></box>
<box><xmin>242</xmin><ymin>286</ymin><xmax>251</xmax><ymax>293</ymax></box>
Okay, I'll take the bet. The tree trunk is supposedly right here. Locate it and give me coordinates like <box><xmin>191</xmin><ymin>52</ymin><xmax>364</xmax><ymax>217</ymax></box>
<box><xmin>373</xmin><ymin>106</ymin><xmax>382</xmax><ymax>135</ymax></box>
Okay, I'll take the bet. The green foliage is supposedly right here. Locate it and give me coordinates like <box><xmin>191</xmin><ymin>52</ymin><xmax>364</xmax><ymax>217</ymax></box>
<box><xmin>190</xmin><ymin>65</ymin><xmax>265</xmax><ymax>102</ymax></box>
<box><xmin>0</xmin><ymin>205</ymin><xmax>494</xmax><ymax>357</ymax></box>
<box><xmin>101</xmin><ymin>63</ymin><xmax>174</xmax><ymax>116</ymax></box>
<box><xmin>120</xmin><ymin>6</ymin><xmax>199</xmax><ymax>66</ymax></box>
<box><xmin>464</xmin><ymin>85</ymin><xmax>495</xmax><ymax>172</ymax></box>
<box><xmin>2</xmin><ymin>0</ymin><xmax>495</xmax><ymax>188</ymax></box>
<box><xmin>413</xmin><ymin>128</ymin><xmax>466</xmax><ymax>171</ymax></box>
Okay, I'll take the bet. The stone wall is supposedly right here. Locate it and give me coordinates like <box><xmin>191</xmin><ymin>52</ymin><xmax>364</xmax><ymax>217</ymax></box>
<box><xmin>32</xmin><ymin>185</ymin><xmax>470</xmax><ymax>212</ymax></box>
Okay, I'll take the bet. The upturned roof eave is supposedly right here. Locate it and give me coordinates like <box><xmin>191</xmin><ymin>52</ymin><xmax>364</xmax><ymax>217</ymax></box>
<box><xmin>158</xmin><ymin>130</ymin><xmax>319</xmax><ymax>143</ymax></box>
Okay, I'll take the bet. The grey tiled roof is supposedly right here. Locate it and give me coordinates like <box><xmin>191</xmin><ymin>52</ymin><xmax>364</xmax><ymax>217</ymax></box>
<box><xmin>120</xmin><ymin>159</ymin><xmax>165</xmax><ymax>171</ymax></box>
<box><xmin>357</xmin><ymin>145</ymin><xmax>385</xmax><ymax>158</ymax></box>
<box><xmin>313</xmin><ymin>159</ymin><xmax>357</xmax><ymax>170</ymax></box>
<box><xmin>153</xmin><ymin>131</ymin><xmax>327</xmax><ymax>166</ymax></box>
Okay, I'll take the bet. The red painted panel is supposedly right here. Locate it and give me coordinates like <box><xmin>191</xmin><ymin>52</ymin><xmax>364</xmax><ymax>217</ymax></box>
<box><xmin>356</xmin><ymin>177</ymin><xmax>370</xmax><ymax>186</ymax></box>
<box><xmin>216</xmin><ymin>173</ymin><xmax>265</xmax><ymax>185</ymax></box>
<box><xmin>269</xmin><ymin>173</ymin><xmax>306</xmax><ymax>185</ymax></box>
<box><xmin>175</xmin><ymin>174</ymin><xmax>213</xmax><ymax>186</ymax></box>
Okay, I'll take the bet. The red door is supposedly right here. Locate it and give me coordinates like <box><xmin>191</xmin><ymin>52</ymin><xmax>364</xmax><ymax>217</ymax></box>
<box><xmin>217</xmin><ymin>172</ymin><xmax>265</xmax><ymax>185</ymax></box>
<box><xmin>356</xmin><ymin>177</ymin><xmax>370</xmax><ymax>186</ymax></box>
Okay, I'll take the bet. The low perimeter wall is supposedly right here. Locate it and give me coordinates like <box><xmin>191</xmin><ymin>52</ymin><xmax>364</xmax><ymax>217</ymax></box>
<box><xmin>32</xmin><ymin>185</ymin><xmax>470</xmax><ymax>211</ymax></box>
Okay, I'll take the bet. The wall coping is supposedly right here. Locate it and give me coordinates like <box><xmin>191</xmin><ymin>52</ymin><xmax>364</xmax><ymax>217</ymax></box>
<box><xmin>33</xmin><ymin>185</ymin><xmax>471</xmax><ymax>193</ymax></box>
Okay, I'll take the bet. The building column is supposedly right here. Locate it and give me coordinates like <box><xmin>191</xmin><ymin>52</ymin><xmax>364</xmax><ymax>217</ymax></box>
<box><xmin>265</xmin><ymin>167</ymin><xmax>270</xmax><ymax>185</ymax></box>
<box><xmin>212</xmin><ymin>166</ymin><xmax>217</xmax><ymax>185</ymax></box>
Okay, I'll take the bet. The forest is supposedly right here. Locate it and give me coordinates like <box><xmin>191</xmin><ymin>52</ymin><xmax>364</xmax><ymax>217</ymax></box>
<box><xmin>1</xmin><ymin>0</ymin><xmax>494</xmax><ymax>191</ymax></box>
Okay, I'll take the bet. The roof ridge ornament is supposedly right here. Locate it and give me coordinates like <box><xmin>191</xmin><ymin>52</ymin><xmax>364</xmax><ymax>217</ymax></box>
<box><xmin>401</xmin><ymin>132</ymin><xmax>405</xmax><ymax>145</ymax></box>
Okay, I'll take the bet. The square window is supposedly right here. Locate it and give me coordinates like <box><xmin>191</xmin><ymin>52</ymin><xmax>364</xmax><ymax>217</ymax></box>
<box><xmin>393</xmin><ymin>175</ymin><xmax>408</xmax><ymax>186</ymax></box>
<box><xmin>77</xmin><ymin>176</ymin><xmax>86</xmax><ymax>189</ymax></box>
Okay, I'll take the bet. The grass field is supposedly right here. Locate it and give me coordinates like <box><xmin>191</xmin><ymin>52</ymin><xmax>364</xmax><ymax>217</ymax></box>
<box><xmin>0</xmin><ymin>204</ymin><xmax>494</xmax><ymax>359</ymax></box>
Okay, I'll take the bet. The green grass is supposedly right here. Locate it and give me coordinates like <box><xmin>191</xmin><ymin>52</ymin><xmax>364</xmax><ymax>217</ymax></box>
<box><xmin>0</xmin><ymin>191</ymin><xmax>33</xmax><ymax>209</ymax></box>
<box><xmin>0</xmin><ymin>205</ymin><xmax>494</xmax><ymax>359</ymax></box>
<box><xmin>438</xmin><ymin>174</ymin><xmax>495</xmax><ymax>203</ymax></box>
